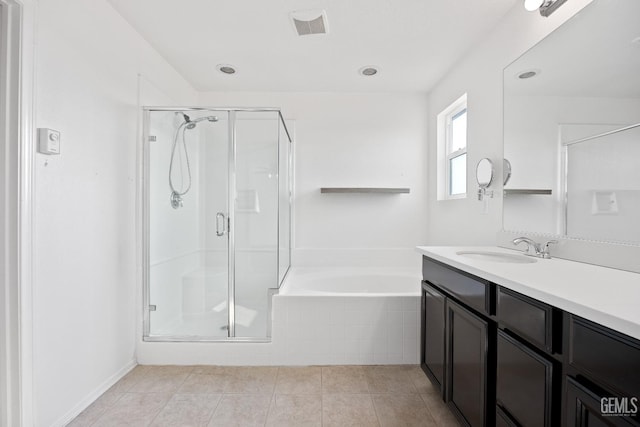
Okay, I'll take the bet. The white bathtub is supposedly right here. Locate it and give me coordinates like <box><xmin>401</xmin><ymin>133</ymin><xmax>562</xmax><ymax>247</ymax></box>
<box><xmin>280</xmin><ymin>268</ymin><xmax>421</xmax><ymax>296</ymax></box>
<box><xmin>273</xmin><ymin>268</ymin><xmax>422</xmax><ymax>365</ymax></box>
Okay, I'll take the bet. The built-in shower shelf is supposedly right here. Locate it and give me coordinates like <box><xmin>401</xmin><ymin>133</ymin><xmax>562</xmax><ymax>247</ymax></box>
<box><xmin>503</xmin><ymin>189</ymin><xmax>552</xmax><ymax>195</ymax></box>
<box><xmin>320</xmin><ymin>187</ymin><xmax>410</xmax><ymax>194</ymax></box>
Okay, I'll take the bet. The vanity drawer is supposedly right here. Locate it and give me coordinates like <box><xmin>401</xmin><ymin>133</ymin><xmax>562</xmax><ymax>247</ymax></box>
<box><xmin>497</xmin><ymin>286</ymin><xmax>554</xmax><ymax>353</ymax></box>
<box><xmin>422</xmin><ymin>256</ymin><xmax>492</xmax><ymax>316</ymax></box>
<box><xmin>565</xmin><ymin>377</ymin><xmax>637</xmax><ymax>427</ymax></box>
<box><xmin>568</xmin><ymin>315</ymin><xmax>640</xmax><ymax>398</ymax></box>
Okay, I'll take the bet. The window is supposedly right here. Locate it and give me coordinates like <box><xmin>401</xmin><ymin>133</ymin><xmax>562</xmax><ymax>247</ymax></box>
<box><xmin>437</xmin><ymin>94</ymin><xmax>468</xmax><ymax>200</ymax></box>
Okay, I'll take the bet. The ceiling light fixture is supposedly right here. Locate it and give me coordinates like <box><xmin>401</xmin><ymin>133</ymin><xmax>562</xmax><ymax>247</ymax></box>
<box><xmin>359</xmin><ymin>66</ymin><xmax>379</xmax><ymax>77</ymax></box>
<box><xmin>524</xmin><ymin>0</ymin><xmax>544</xmax><ymax>11</ymax></box>
<box><xmin>217</xmin><ymin>64</ymin><xmax>236</xmax><ymax>75</ymax></box>
<box><xmin>517</xmin><ymin>69</ymin><xmax>540</xmax><ymax>79</ymax></box>
<box><xmin>524</xmin><ymin>0</ymin><xmax>568</xmax><ymax>17</ymax></box>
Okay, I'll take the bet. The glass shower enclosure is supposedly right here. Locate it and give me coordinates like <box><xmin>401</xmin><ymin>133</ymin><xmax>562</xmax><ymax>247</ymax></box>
<box><xmin>142</xmin><ymin>108</ymin><xmax>292</xmax><ymax>341</ymax></box>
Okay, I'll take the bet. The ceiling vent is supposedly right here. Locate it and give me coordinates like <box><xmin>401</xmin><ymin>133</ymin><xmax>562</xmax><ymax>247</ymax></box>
<box><xmin>290</xmin><ymin>10</ymin><xmax>328</xmax><ymax>36</ymax></box>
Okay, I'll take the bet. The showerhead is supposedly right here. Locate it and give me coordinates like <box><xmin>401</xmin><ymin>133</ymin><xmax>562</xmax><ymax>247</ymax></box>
<box><xmin>186</xmin><ymin>116</ymin><xmax>218</xmax><ymax>129</ymax></box>
<box><xmin>195</xmin><ymin>115</ymin><xmax>218</xmax><ymax>123</ymax></box>
<box><xmin>176</xmin><ymin>113</ymin><xmax>218</xmax><ymax>130</ymax></box>
<box><xmin>180</xmin><ymin>113</ymin><xmax>197</xmax><ymax>129</ymax></box>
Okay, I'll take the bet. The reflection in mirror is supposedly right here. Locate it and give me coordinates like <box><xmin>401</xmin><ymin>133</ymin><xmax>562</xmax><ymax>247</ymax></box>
<box><xmin>503</xmin><ymin>0</ymin><xmax>640</xmax><ymax>245</ymax></box>
<box><xmin>503</xmin><ymin>159</ymin><xmax>512</xmax><ymax>186</ymax></box>
<box><xmin>476</xmin><ymin>158</ymin><xmax>494</xmax><ymax>188</ymax></box>
<box><xmin>564</xmin><ymin>124</ymin><xmax>640</xmax><ymax>243</ymax></box>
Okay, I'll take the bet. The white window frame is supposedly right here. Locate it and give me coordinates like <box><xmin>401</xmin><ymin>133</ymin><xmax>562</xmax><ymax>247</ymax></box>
<box><xmin>437</xmin><ymin>93</ymin><xmax>468</xmax><ymax>200</ymax></box>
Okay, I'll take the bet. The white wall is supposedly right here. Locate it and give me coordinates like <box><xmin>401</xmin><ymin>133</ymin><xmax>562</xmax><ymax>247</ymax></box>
<box><xmin>426</xmin><ymin>0</ymin><xmax>593</xmax><ymax>245</ymax></box>
<box><xmin>198</xmin><ymin>92</ymin><xmax>429</xmax><ymax>269</ymax></box>
<box><xmin>32</xmin><ymin>0</ymin><xmax>196</xmax><ymax>425</ymax></box>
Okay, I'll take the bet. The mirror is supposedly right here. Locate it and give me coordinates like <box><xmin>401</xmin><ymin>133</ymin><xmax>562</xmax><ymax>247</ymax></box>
<box><xmin>503</xmin><ymin>159</ymin><xmax>512</xmax><ymax>186</ymax></box>
<box><xmin>476</xmin><ymin>158</ymin><xmax>494</xmax><ymax>188</ymax></box>
<box><xmin>503</xmin><ymin>0</ymin><xmax>640</xmax><ymax>245</ymax></box>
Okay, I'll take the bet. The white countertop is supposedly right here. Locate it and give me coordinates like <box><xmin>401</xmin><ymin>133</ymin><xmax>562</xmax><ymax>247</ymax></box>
<box><xmin>416</xmin><ymin>246</ymin><xmax>640</xmax><ymax>341</ymax></box>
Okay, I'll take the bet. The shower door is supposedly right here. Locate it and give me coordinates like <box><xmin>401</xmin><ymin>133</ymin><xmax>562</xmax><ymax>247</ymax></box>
<box><xmin>143</xmin><ymin>108</ymin><xmax>291</xmax><ymax>341</ymax></box>
<box><xmin>145</xmin><ymin>109</ymin><xmax>230</xmax><ymax>339</ymax></box>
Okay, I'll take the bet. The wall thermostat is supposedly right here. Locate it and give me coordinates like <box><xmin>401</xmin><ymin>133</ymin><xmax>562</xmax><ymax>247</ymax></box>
<box><xmin>38</xmin><ymin>128</ymin><xmax>61</xmax><ymax>155</ymax></box>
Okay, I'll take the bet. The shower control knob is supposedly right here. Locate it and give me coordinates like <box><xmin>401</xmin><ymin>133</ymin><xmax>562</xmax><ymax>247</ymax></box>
<box><xmin>170</xmin><ymin>192</ymin><xmax>184</xmax><ymax>209</ymax></box>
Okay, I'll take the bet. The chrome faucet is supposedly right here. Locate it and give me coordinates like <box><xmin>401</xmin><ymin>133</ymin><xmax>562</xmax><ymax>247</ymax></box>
<box><xmin>512</xmin><ymin>237</ymin><xmax>557</xmax><ymax>259</ymax></box>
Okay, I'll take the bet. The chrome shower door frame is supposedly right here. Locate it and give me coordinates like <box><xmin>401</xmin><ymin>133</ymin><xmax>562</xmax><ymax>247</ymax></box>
<box><xmin>141</xmin><ymin>107</ymin><xmax>292</xmax><ymax>342</ymax></box>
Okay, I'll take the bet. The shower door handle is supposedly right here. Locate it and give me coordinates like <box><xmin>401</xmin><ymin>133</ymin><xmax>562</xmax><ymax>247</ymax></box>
<box><xmin>216</xmin><ymin>212</ymin><xmax>226</xmax><ymax>236</ymax></box>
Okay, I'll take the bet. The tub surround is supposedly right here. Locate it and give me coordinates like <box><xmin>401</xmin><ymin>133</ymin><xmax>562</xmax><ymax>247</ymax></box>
<box><xmin>280</xmin><ymin>267</ymin><xmax>420</xmax><ymax>296</ymax></box>
<box><xmin>416</xmin><ymin>246</ymin><xmax>640</xmax><ymax>340</ymax></box>
<box><xmin>137</xmin><ymin>266</ymin><xmax>422</xmax><ymax>366</ymax></box>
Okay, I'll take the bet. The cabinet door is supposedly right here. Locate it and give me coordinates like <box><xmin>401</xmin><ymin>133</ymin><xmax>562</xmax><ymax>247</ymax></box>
<box><xmin>446</xmin><ymin>299</ymin><xmax>490</xmax><ymax>427</ymax></box>
<box><xmin>565</xmin><ymin>377</ymin><xmax>636</xmax><ymax>427</ymax></box>
<box><xmin>496</xmin><ymin>406</ymin><xmax>519</xmax><ymax>427</ymax></box>
<box><xmin>497</xmin><ymin>330</ymin><xmax>554</xmax><ymax>427</ymax></box>
<box><xmin>422</xmin><ymin>282</ymin><xmax>446</xmax><ymax>394</ymax></box>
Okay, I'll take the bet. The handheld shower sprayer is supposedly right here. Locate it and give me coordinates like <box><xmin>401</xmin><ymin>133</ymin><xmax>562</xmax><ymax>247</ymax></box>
<box><xmin>169</xmin><ymin>113</ymin><xmax>219</xmax><ymax>209</ymax></box>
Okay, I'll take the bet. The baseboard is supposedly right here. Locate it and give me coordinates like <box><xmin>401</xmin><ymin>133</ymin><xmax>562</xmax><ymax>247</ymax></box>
<box><xmin>52</xmin><ymin>359</ymin><xmax>137</xmax><ymax>427</ymax></box>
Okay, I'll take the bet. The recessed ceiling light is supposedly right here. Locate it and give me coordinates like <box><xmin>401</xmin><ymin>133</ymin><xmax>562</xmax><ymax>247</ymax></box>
<box><xmin>359</xmin><ymin>66</ymin><xmax>379</xmax><ymax>77</ymax></box>
<box><xmin>217</xmin><ymin>64</ymin><xmax>236</xmax><ymax>75</ymax></box>
<box><xmin>517</xmin><ymin>69</ymin><xmax>540</xmax><ymax>79</ymax></box>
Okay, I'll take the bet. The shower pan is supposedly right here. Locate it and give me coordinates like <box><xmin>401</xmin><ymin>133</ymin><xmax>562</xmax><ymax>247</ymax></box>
<box><xmin>142</xmin><ymin>108</ymin><xmax>292</xmax><ymax>341</ymax></box>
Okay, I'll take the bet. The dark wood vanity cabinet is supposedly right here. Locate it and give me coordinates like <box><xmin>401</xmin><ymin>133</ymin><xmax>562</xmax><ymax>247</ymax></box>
<box><xmin>564</xmin><ymin>314</ymin><xmax>640</xmax><ymax>426</ymax></box>
<box><xmin>420</xmin><ymin>255</ymin><xmax>640</xmax><ymax>427</ymax></box>
<box><xmin>421</xmin><ymin>281</ymin><xmax>446</xmax><ymax>394</ymax></box>
<box><xmin>495</xmin><ymin>286</ymin><xmax>560</xmax><ymax>427</ymax></box>
<box><xmin>421</xmin><ymin>257</ymin><xmax>494</xmax><ymax>426</ymax></box>
<box><xmin>446</xmin><ymin>299</ymin><xmax>492</xmax><ymax>427</ymax></box>
<box><xmin>565</xmin><ymin>377</ymin><xmax>637</xmax><ymax>427</ymax></box>
<box><xmin>496</xmin><ymin>287</ymin><xmax>558</xmax><ymax>354</ymax></box>
<box><xmin>496</xmin><ymin>330</ymin><xmax>555</xmax><ymax>426</ymax></box>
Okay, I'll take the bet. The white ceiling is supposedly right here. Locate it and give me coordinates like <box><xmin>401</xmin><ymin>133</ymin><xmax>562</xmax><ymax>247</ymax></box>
<box><xmin>107</xmin><ymin>0</ymin><xmax>516</xmax><ymax>92</ymax></box>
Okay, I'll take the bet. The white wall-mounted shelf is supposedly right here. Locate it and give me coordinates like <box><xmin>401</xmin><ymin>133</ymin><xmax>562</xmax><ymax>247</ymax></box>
<box><xmin>503</xmin><ymin>189</ymin><xmax>552</xmax><ymax>196</ymax></box>
<box><xmin>320</xmin><ymin>187</ymin><xmax>410</xmax><ymax>194</ymax></box>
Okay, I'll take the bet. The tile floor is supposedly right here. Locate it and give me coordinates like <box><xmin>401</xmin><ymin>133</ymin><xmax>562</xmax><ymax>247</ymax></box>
<box><xmin>68</xmin><ymin>365</ymin><xmax>460</xmax><ymax>426</ymax></box>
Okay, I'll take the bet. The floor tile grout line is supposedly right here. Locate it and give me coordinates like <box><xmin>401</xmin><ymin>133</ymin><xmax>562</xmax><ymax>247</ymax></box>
<box><xmin>203</xmin><ymin>394</ymin><xmax>222</xmax><ymax>427</ymax></box>
<box><xmin>145</xmin><ymin>393</ymin><xmax>171</xmax><ymax>427</ymax></box>
<box><xmin>320</xmin><ymin>367</ymin><xmax>324</xmax><ymax>426</ymax></box>
<box><xmin>84</xmin><ymin>391</ymin><xmax>126</xmax><ymax>427</ymax></box>
<box><xmin>370</xmin><ymin>392</ymin><xmax>383</xmax><ymax>427</ymax></box>
<box><xmin>419</xmin><ymin>392</ymin><xmax>440</xmax><ymax>425</ymax></box>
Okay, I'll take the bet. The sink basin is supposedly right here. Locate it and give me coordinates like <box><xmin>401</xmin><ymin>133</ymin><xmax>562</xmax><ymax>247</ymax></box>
<box><xmin>455</xmin><ymin>250</ymin><xmax>537</xmax><ymax>264</ymax></box>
